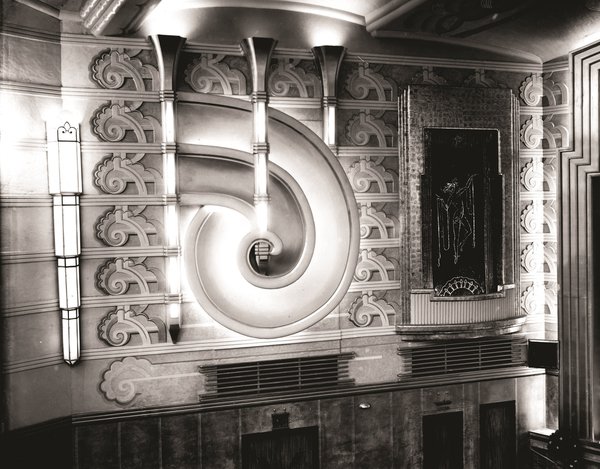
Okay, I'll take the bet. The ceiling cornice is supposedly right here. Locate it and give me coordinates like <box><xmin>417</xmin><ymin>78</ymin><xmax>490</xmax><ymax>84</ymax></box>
<box><xmin>365</xmin><ymin>0</ymin><xmax>427</xmax><ymax>33</ymax></box>
<box><xmin>150</xmin><ymin>0</ymin><xmax>366</xmax><ymax>25</ymax></box>
<box><xmin>372</xmin><ymin>30</ymin><xmax>543</xmax><ymax>64</ymax></box>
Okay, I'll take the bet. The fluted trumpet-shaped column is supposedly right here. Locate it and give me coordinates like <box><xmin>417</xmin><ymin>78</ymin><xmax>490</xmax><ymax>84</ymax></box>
<box><xmin>312</xmin><ymin>46</ymin><xmax>346</xmax><ymax>150</ymax></box>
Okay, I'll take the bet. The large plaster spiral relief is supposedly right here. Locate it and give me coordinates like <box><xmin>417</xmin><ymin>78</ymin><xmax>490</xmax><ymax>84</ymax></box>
<box><xmin>177</xmin><ymin>95</ymin><xmax>359</xmax><ymax>338</ymax></box>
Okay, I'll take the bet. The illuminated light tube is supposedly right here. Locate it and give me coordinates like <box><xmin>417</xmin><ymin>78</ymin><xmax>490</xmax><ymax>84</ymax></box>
<box><xmin>325</xmin><ymin>103</ymin><xmax>337</xmax><ymax>146</ymax></box>
<box><xmin>47</xmin><ymin>120</ymin><xmax>82</xmax><ymax>366</ymax></box>
<box><xmin>52</xmin><ymin>195</ymin><xmax>81</xmax><ymax>257</ymax></box>
<box><xmin>62</xmin><ymin>309</ymin><xmax>80</xmax><ymax>366</ymax></box>
<box><xmin>255</xmin><ymin>198</ymin><xmax>269</xmax><ymax>234</ymax></box>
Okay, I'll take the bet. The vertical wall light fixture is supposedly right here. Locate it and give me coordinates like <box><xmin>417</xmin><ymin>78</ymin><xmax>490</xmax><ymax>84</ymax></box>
<box><xmin>311</xmin><ymin>46</ymin><xmax>346</xmax><ymax>149</ymax></box>
<box><xmin>47</xmin><ymin>121</ymin><xmax>82</xmax><ymax>365</ymax></box>
<box><xmin>242</xmin><ymin>37</ymin><xmax>277</xmax><ymax>272</ymax></box>
<box><xmin>151</xmin><ymin>34</ymin><xmax>186</xmax><ymax>342</ymax></box>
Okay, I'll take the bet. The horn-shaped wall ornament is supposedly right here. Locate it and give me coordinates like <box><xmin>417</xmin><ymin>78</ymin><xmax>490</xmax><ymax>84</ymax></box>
<box><xmin>177</xmin><ymin>37</ymin><xmax>359</xmax><ymax>338</ymax></box>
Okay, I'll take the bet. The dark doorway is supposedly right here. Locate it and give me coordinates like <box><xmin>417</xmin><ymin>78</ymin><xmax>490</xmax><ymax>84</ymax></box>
<box><xmin>480</xmin><ymin>401</ymin><xmax>516</xmax><ymax>469</ymax></box>
<box><xmin>242</xmin><ymin>426</ymin><xmax>319</xmax><ymax>469</ymax></box>
<box><xmin>423</xmin><ymin>411</ymin><xmax>463</xmax><ymax>469</ymax></box>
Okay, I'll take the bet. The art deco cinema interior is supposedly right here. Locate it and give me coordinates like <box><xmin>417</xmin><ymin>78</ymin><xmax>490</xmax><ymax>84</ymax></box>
<box><xmin>2</xmin><ymin>0</ymin><xmax>600</xmax><ymax>467</ymax></box>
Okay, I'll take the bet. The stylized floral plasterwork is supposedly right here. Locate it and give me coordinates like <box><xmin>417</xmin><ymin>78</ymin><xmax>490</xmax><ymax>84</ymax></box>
<box><xmin>521</xmin><ymin>241</ymin><xmax>557</xmax><ymax>274</ymax></box>
<box><xmin>520</xmin><ymin>115</ymin><xmax>569</xmax><ymax>149</ymax></box>
<box><xmin>96</xmin><ymin>208</ymin><xmax>160</xmax><ymax>247</ymax></box>
<box><xmin>520</xmin><ymin>159</ymin><xmax>556</xmax><ymax>192</ymax></box>
<box><xmin>346</xmin><ymin>111</ymin><xmax>395</xmax><ymax>147</ymax></box>
<box><xmin>521</xmin><ymin>284</ymin><xmax>539</xmax><ymax>315</ymax></box>
<box><xmin>519</xmin><ymin>73</ymin><xmax>543</xmax><ymax>106</ymax></box>
<box><xmin>542</xmin><ymin>73</ymin><xmax>570</xmax><ymax>106</ymax></box>
<box><xmin>100</xmin><ymin>356</ymin><xmax>154</xmax><ymax>404</ymax></box>
<box><xmin>521</xmin><ymin>282</ymin><xmax>558</xmax><ymax>315</ymax></box>
<box><xmin>94</xmin><ymin>154</ymin><xmax>162</xmax><ymax>195</ymax></box>
<box><xmin>463</xmin><ymin>69</ymin><xmax>507</xmax><ymax>88</ymax></box>
<box><xmin>96</xmin><ymin>257</ymin><xmax>159</xmax><ymax>295</ymax></box>
<box><xmin>359</xmin><ymin>204</ymin><xmax>398</xmax><ymax>239</ymax></box>
<box><xmin>347</xmin><ymin>156</ymin><xmax>397</xmax><ymax>193</ymax></box>
<box><xmin>98</xmin><ymin>307</ymin><xmax>166</xmax><ymax>346</ymax></box>
<box><xmin>348</xmin><ymin>293</ymin><xmax>395</xmax><ymax>327</ymax></box>
<box><xmin>412</xmin><ymin>65</ymin><xmax>448</xmax><ymax>85</ymax></box>
<box><xmin>520</xmin><ymin>200</ymin><xmax>557</xmax><ymax>234</ymax></box>
<box><xmin>268</xmin><ymin>58</ymin><xmax>321</xmax><ymax>98</ymax></box>
<box><xmin>91</xmin><ymin>49</ymin><xmax>159</xmax><ymax>91</ymax></box>
<box><xmin>184</xmin><ymin>54</ymin><xmax>247</xmax><ymax>95</ymax></box>
<box><xmin>346</xmin><ymin>62</ymin><xmax>396</xmax><ymax>101</ymax></box>
<box><xmin>92</xmin><ymin>103</ymin><xmax>161</xmax><ymax>143</ymax></box>
<box><xmin>354</xmin><ymin>249</ymin><xmax>395</xmax><ymax>282</ymax></box>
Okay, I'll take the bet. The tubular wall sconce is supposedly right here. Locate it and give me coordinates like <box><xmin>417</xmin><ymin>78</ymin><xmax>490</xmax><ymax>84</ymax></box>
<box><xmin>47</xmin><ymin>121</ymin><xmax>82</xmax><ymax>365</ymax></box>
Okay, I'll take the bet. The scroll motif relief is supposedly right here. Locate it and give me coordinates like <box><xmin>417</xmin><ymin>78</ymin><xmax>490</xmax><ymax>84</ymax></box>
<box><xmin>184</xmin><ymin>54</ymin><xmax>247</xmax><ymax>95</ymax></box>
<box><xmin>520</xmin><ymin>115</ymin><xmax>569</xmax><ymax>149</ymax></box>
<box><xmin>359</xmin><ymin>204</ymin><xmax>398</xmax><ymax>239</ymax></box>
<box><xmin>520</xmin><ymin>73</ymin><xmax>569</xmax><ymax>107</ymax></box>
<box><xmin>98</xmin><ymin>307</ymin><xmax>166</xmax><ymax>346</ymax></box>
<box><xmin>347</xmin><ymin>156</ymin><xmax>396</xmax><ymax>193</ymax></box>
<box><xmin>96</xmin><ymin>257</ymin><xmax>160</xmax><ymax>296</ymax></box>
<box><xmin>92</xmin><ymin>103</ymin><xmax>161</xmax><ymax>143</ymax></box>
<box><xmin>100</xmin><ymin>356</ymin><xmax>154</xmax><ymax>404</ymax></box>
<box><xmin>345</xmin><ymin>62</ymin><xmax>396</xmax><ymax>101</ymax></box>
<box><xmin>100</xmin><ymin>356</ymin><xmax>199</xmax><ymax>405</ymax></box>
<box><xmin>521</xmin><ymin>282</ymin><xmax>558</xmax><ymax>315</ymax></box>
<box><xmin>520</xmin><ymin>201</ymin><xmax>557</xmax><ymax>234</ymax></box>
<box><xmin>520</xmin><ymin>242</ymin><xmax>557</xmax><ymax>274</ymax></box>
<box><xmin>354</xmin><ymin>249</ymin><xmax>395</xmax><ymax>282</ymax></box>
<box><xmin>90</xmin><ymin>48</ymin><xmax>168</xmax><ymax>348</ymax></box>
<box><xmin>96</xmin><ymin>208</ymin><xmax>160</xmax><ymax>247</ymax></box>
<box><xmin>91</xmin><ymin>49</ymin><xmax>159</xmax><ymax>91</ymax></box>
<box><xmin>94</xmin><ymin>153</ymin><xmax>162</xmax><ymax>195</ymax></box>
<box><xmin>348</xmin><ymin>293</ymin><xmax>395</xmax><ymax>327</ymax></box>
<box><xmin>346</xmin><ymin>111</ymin><xmax>395</xmax><ymax>147</ymax></box>
<box><xmin>268</xmin><ymin>58</ymin><xmax>320</xmax><ymax>98</ymax></box>
<box><xmin>520</xmin><ymin>159</ymin><xmax>556</xmax><ymax>192</ymax></box>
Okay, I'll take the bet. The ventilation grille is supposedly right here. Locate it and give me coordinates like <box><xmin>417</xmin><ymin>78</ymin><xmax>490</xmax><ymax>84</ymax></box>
<box><xmin>199</xmin><ymin>353</ymin><xmax>355</xmax><ymax>401</ymax></box>
<box><xmin>398</xmin><ymin>336</ymin><xmax>527</xmax><ymax>379</ymax></box>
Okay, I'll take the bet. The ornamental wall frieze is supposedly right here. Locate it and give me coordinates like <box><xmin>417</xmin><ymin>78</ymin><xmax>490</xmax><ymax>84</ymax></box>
<box><xmin>95</xmin><ymin>257</ymin><xmax>160</xmax><ymax>296</ymax></box>
<box><xmin>345</xmin><ymin>110</ymin><xmax>395</xmax><ymax>147</ymax></box>
<box><xmin>92</xmin><ymin>103</ymin><xmax>161</xmax><ymax>143</ymax></box>
<box><xmin>98</xmin><ymin>306</ymin><xmax>167</xmax><ymax>347</ymax></box>
<box><xmin>267</xmin><ymin>58</ymin><xmax>321</xmax><ymax>98</ymax></box>
<box><xmin>359</xmin><ymin>203</ymin><xmax>398</xmax><ymax>239</ymax></box>
<box><xmin>345</xmin><ymin>62</ymin><xmax>396</xmax><ymax>101</ymax></box>
<box><xmin>99</xmin><ymin>356</ymin><xmax>154</xmax><ymax>404</ymax></box>
<box><xmin>91</xmin><ymin>48</ymin><xmax>159</xmax><ymax>92</ymax></box>
<box><xmin>520</xmin><ymin>115</ymin><xmax>569</xmax><ymax>149</ymax></box>
<box><xmin>184</xmin><ymin>54</ymin><xmax>247</xmax><ymax>95</ymax></box>
<box><xmin>520</xmin><ymin>241</ymin><xmax>557</xmax><ymax>274</ymax></box>
<box><xmin>347</xmin><ymin>292</ymin><xmax>396</xmax><ymax>327</ymax></box>
<box><xmin>94</xmin><ymin>153</ymin><xmax>162</xmax><ymax>195</ymax></box>
<box><xmin>520</xmin><ymin>159</ymin><xmax>557</xmax><ymax>192</ymax></box>
<box><xmin>520</xmin><ymin>200</ymin><xmax>557</xmax><ymax>234</ymax></box>
<box><xmin>347</xmin><ymin>155</ymin><xmax>397</xmax><ymax>193</ymax></box>
<box><xmin>519</xmin><ymin>73</ymin><xmax>543</xmax><ymax>106</ymax></box>
<box><xmin>96</xmin><ymin>207</ymin><xmax>160</xmax><ymax>247</ymax></box>
<box><xmin>354</xmin><ymin>249</ymin><xmax>396</xmax><ymax>283</ymax></box>
<box><xmin>521</xmin><ymin>282</ymin><xmax>557</xmax><ymax>315</ymax></box>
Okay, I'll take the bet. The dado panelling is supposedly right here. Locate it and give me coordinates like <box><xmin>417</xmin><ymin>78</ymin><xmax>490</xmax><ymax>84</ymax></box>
<box><xmin>64</xmin><ymin>375</ymin><xmax>544</xmax><ymax>469</ymax></box>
